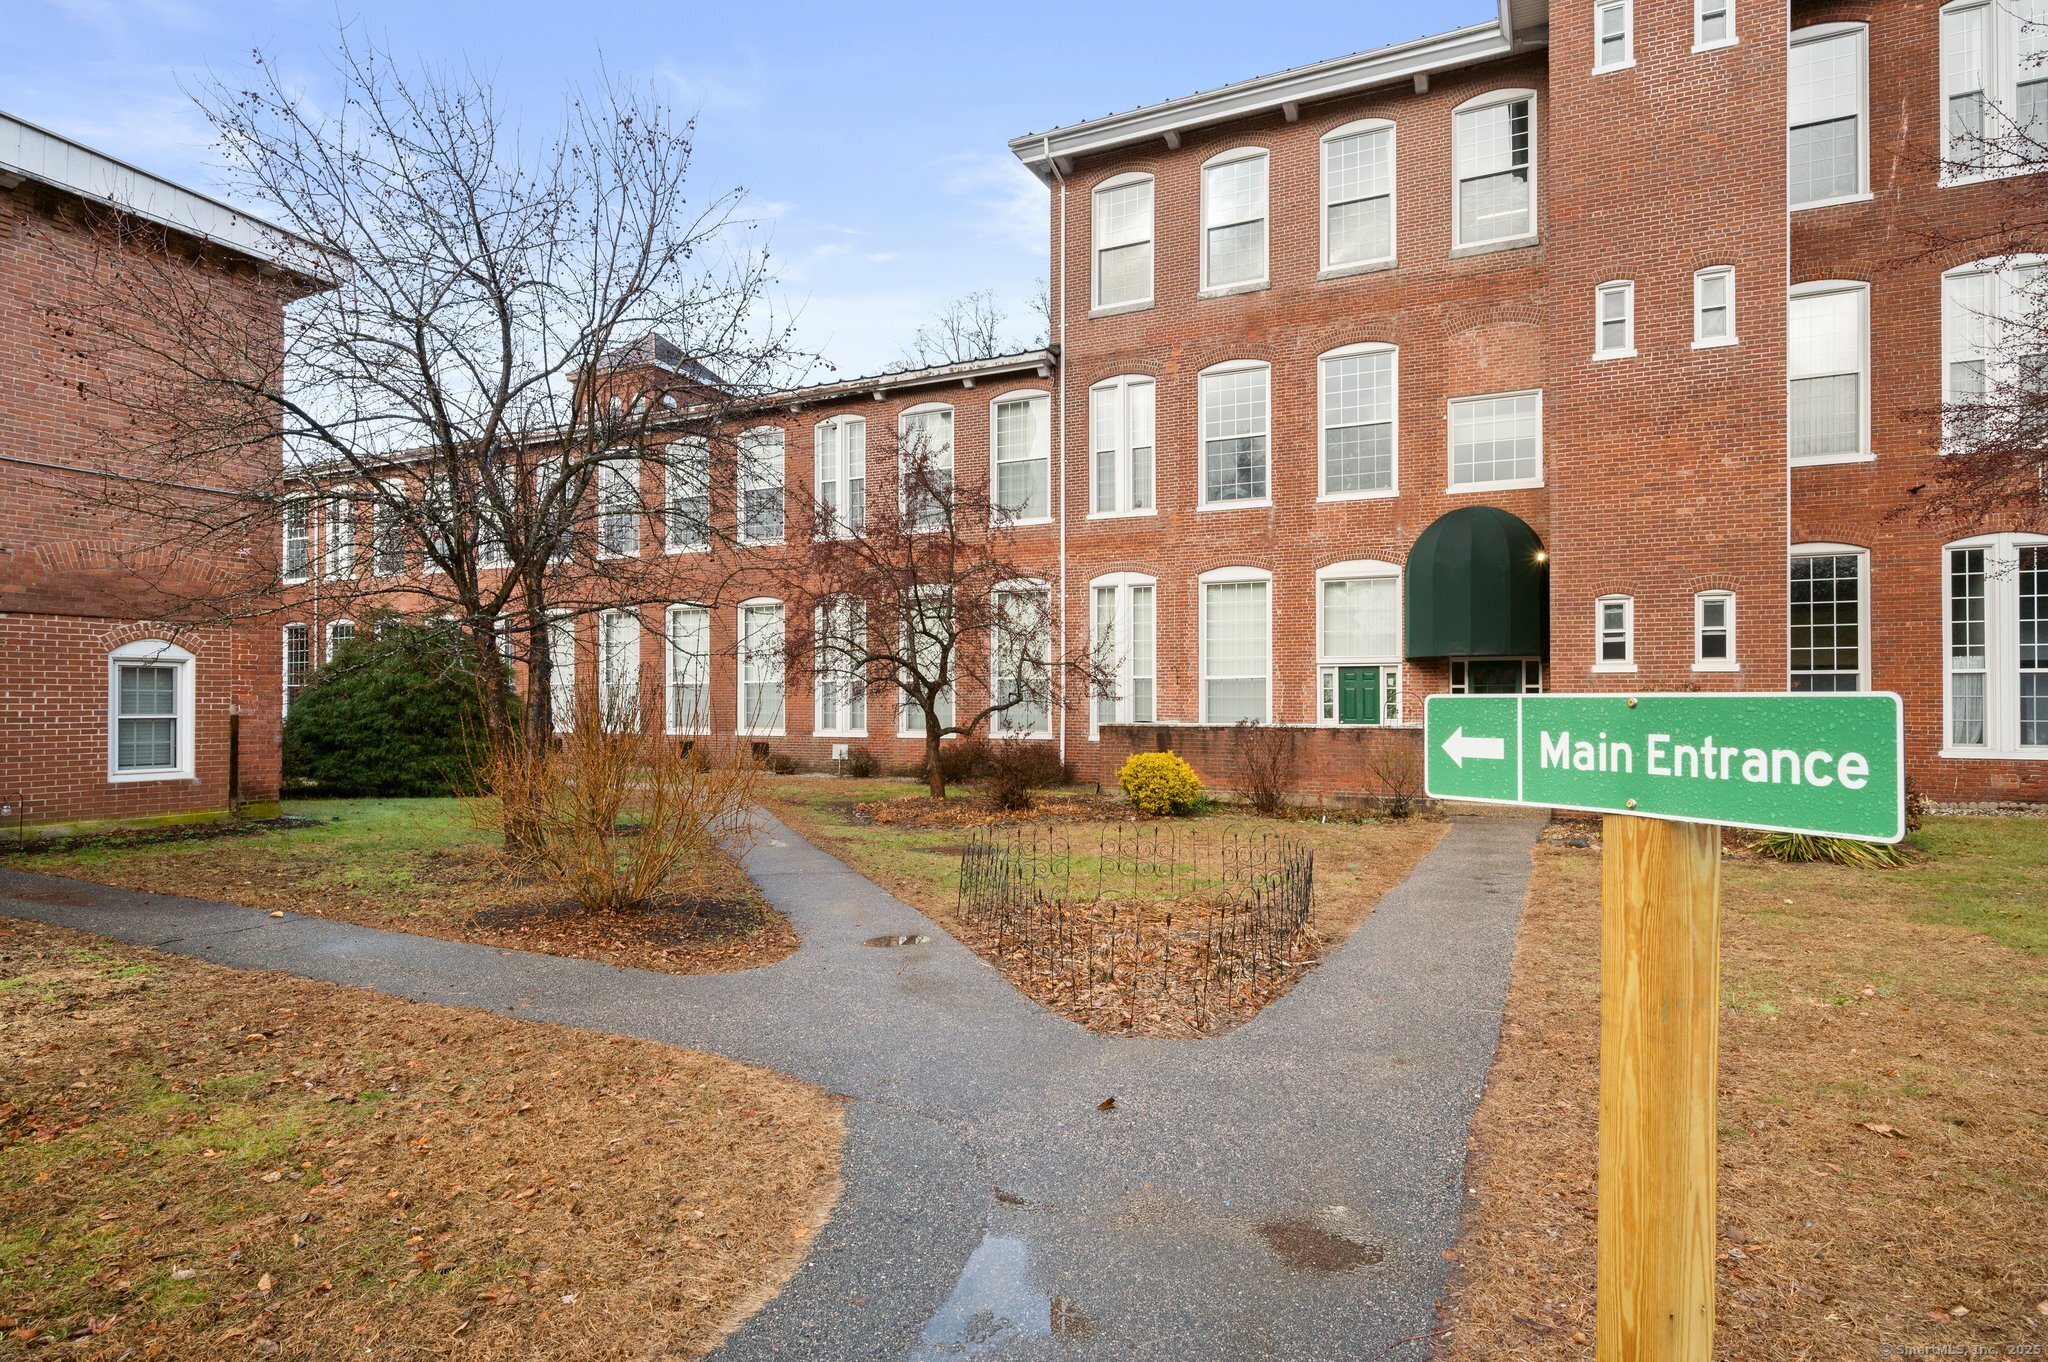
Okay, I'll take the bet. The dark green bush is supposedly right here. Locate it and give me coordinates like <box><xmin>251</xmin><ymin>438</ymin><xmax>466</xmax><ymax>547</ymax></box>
<box><xmin>842</xmin><ymin>747</ymin><xmax>881</xmax><ymax>778</ymax></box>
<box><xmin>282</xmin><ymin>619</ymin><xmax>508</xmax><ymax>797</ymax></box>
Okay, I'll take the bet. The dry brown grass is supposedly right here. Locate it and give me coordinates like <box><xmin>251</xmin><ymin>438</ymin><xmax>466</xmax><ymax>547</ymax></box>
<box><xmin>0</xmin><ymin>917</ymin><xmax>841</xmax><ymax>1360</ymax></box>
<box><xmin>1436</xmin><ymin>823</ymin><xmax>2048</xmax><ymax>1360</ymax></box>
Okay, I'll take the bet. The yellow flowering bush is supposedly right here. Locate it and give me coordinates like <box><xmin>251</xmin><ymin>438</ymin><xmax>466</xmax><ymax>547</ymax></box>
<box><xmin>1116</xmin><ymin>752</ymin><xmax>1203</xmax><ymax>815</ymax></box>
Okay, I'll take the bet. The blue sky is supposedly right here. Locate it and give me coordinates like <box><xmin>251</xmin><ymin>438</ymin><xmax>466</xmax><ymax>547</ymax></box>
<box><xmin>8</xmin><ymin>1</ymin><xmax>1490</xmax><ymax>377</ymax></box>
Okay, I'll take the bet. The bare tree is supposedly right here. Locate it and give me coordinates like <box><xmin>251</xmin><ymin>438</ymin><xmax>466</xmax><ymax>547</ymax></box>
<box><xmin>894</xmin><ymin>288</ymin><xmax>1029</xmax><ymax>370</ymax></box>
<box><xmin>44</xmin><ymin>29</ymin><xmax>810</xmax><ymax>759</ymax></box>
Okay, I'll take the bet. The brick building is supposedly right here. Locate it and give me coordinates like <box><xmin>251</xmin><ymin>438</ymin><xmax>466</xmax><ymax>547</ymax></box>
<box><xmin>289</xmin><ymin>0</ymin><xmax>2044</xmax><ymax>806</ymax></box>
<box><xmin>0</xmin><ymin>113</ymin><xmax>321</xmax><ymax>836</ymax></box>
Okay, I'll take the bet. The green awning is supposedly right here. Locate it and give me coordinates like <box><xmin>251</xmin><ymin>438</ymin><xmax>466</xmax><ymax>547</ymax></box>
<box><xmin>1404</xmin><ymin>506</ymin><xmax>1548</xmax><ymax>659</ymax></box>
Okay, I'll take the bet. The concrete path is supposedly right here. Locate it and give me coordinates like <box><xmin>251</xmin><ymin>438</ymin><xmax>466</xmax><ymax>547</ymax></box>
<box><xmin>0</xmin><ymin>810</ymin><xmax>1542</xmax><ymax>1361</ymax></box>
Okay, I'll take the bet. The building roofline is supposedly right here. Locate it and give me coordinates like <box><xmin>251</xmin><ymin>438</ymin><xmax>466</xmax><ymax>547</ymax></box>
<box><xmin>0</xmin><ymin>111</ymin><xmax>339</xmax><ymax>285</ymax></box>
<box><xmin>758</xmin><ymin>350</ymin><xmax>1056</xmax><ymax>410</ymax></box>
<box><xmin>1008</xmin><ymin>5</ymin><xmax>1544</xmax><ymax>176</ymax></box>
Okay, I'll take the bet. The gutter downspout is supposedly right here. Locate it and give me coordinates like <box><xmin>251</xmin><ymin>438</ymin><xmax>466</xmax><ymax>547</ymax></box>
<box><xmin>1047</xmin><ymin>140</ymin><xmax>1070</xmax><ymax>769</ymax></box>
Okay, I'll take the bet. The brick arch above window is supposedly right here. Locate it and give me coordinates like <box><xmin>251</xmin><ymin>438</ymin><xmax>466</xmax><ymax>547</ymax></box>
<box><xmin>99</xmin><ymin>620</ymin><xmax>202</xmax><ymax>652</ymax></box>
<box><xmin>1445</xmin><ymin>319</ymin><xmax>1542</xmax><ymax>389</ymax></box>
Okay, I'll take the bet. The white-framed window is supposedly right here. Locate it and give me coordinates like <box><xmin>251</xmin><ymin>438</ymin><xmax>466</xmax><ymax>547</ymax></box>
<box><xmin>1789</xmin><ymin>23</ymin><xmax>1869</xmax><ymax>208</ymax></box>
<box><xmin>1595</xmin><ymin>0</ymin><xmax>1635</xmax><ymax>71</ymax></box>
<box><xmin>1942</xmin><ymin>256</ymin><xmax>2046</xmax><ymax>431</ymax></box>
<box><xmin>1790</xmin><ymin>545</ymin><xmax>1870</xmax><ymax>692</ymax></box>
<box><xmin>1319</xmin><ymin>344</ymin><xmax>1398</xmax><ymax>498</ymax></box>
<box><xmin>991</xmin><ymin>391</ymin><xmax>1051</xmax><ymax>524</ymax></box>
<box><xmin>1316</xmin><ymin>562</ymin><xmax>1402</xmax><ymax>727</ymax></box>
<box><xmin>539</xmin><ymin>457</ymin><xmax>575</xmax><ymax>564</ymax></box>
<box><xmin>1092</xmin><ymin>173</ymin><xmax>1154</xmax><ymax>311</ymax></box>
<box><xmin>598</xmin><ymin>609</ymin><xmax>641</xmax><ymax>731</ymax></box>
<box><xmin>1089</xmin><ymin>376</ymin><xmax>1156</xmax><ymax>517</ymax></box>
<box><xmin>547</xmin><ymin>611</ymin><xmax>576</xmax><ymax>734</ymax></box>
<box><xmin>372</xmin><ymin>487</ymin><xmax>408</xmax><ymax>576</ymax></box>
<box><xmin>1595</xmin><ymin>281</ymin><xmax>1636</xmax><ymax>358</ymax></box>
<box><xmin>899</xmin><ymin>404</ymin><xmax>954</xmax><ymax>532</ymax></box>
<box><xmin>418</xmin><ymin>475</ymin><xmax>449</xmax><ymax>576</ymax></box>
<box><xmin>1453</xmin><ymin>91</ymin><xmax>1537</xmax><ymax>248</ymax></box>
<box><xmin>323</xmin><ymin>491</ymin><xmax>354</xmax><ymax>579</ymax></box>
<box><xmin>1694</xmin><ymin>267</ymin><xmax>1737</xmax><ymax>347</ymax></box>
<box><xmin>739</xmin><ymin>427</ymin><xmax>785</xmax><ymax>545</ymax></box>
<box><xmin>1199</xmin><ymin>567</ymin><xmax>1271</xmax><ymax>724</ymax></box>
<box><xmin>324</xmin><ymin>618</ymin><xmax>355</xmax><ymax>663</ymax></box>
<box><xmin>899</xmin><ymin>586</ymin><xmax>955</xmax><ymax>736</ymax></box>
<box><xmin>1321</xmin><ymin>120</ymin><xmax>1395</xmax><ymax>272</ymax></box>
<box><xmin>281</xmin><ymin>498</ymin><xmax>311</xmax><ymax>583</ymax></box>
<box><xmin>109</xmin><ymin>638</ymin><xmax>195</xmax><ymax>782</ymax></box>
<box><xmin>1694</xmin><ymin>591</ymin><xmax>1738</xmax><ymax>670</ymax></box>
<box><xmin>665</xmin><ymin>438</ymin><xmax>711</xmax><ymax>553</ymax></box>
<box><xmin>283</xmin><ymin>624</ymin><xmax>310</xmax><ymax>714</ymax></box>
<box><xmin>597</xmin><ymin>456</ymin><xmax>640</xmax><ymax>559</ymax></box>
<box><xmin>1594</xmin><ymin>595</ymin><xmax>1635</xmax><ymax>671</ymax></box>
<box><xmin>478</xmin><ymin>462</ymin><xmax>514</xmax><ymax>571</ymax></box>
<box><xmin>1940</xmin><ymin>0</ymin><xmax>2048</xmax><ymax>179</ymax></box>
<box><xmin>738</xmin><ymin>599</ymin><xmax>786</xmax><ymax>736</ymax></box>
<box><xmin>1199</xmin><ymin>361</ymin><xmax>1271</xmax><ymax>507</ymax></box>
<box><xmin>1200</xmin><ymin>149</ymin><xmax>1270</xmax><ymax>293</ymax></box>
<box><xmin>1788</xmin><ymin>281</ymin><xmax>1871</xmax><ymax>464</ymax></box>
<box><xmin>1089</xmin><ymin>573</ymin><xmax>1157</xmax><ymax>735</ymax></box>
<box><xmin>665</xmin><ymin>604</ymin><xmax>711</xmax><ymax>735</ymax></box>
<box><xmin>1450</xmin><ymin>658</ymin><xmax>1545</xmax><ymax>694</ymax></box>
<box><xmin>1449</xmin><ymin>390</ymin><xmax>1543</xmax><ymax>491</ymax></box>
<box><xmin>814</xmin><ymin>417</ymin><xmax>867</xmax><ymax>538</ymax></box>
<box><xmin>814</xmin><ymin>596</ymin><xmax>868</xmax><ymax>738</ymax></box>
<box><xmin>1696</xmin><ymin>0</ymin><xmax>1735</xmax><ymax>50</ymax></box>
<box><xmin>991</xmin><ymin>580</ymin><xmax>1053</xmax><ymax>738</ymax></box>
<box><xmin>1944</xmin><ymin>532</ymin><xmax>2048</xmax><ymax>756</ymax></box>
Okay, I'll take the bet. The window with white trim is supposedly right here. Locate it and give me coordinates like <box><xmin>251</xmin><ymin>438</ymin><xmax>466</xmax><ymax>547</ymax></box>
<box><xmin>1449</xmin><ymin>391</ymin><xmax>1543</xmax><ymax>490</ymax></box>
<box><xmin>991</xmin><ymin>582</ymin><xmax>1052</xmax><ymax>738</ymax></box>
<box><xmin>1789</xmin><ymin>24</ymin><xmax>1868</xmax><ymax>207</ymax></box>
<box><xmin>1788</xmin><ymin>281</ymin><xmax>1870</xmax><ymax>463</ymax></box>
<box><xmin>1321</xmin><ymin>121</ymin><xmax>1394</xmax><ymax>271</ymax></box>
<box><xmin>1200</xmin><ymin>570</ymin><xmax>1270</xmax><ymax>724</ymax></box>
<box><xmin>666</xmin><ymin>604</ymin><xmax>711</xmax><ymax>734</ymax></box>
<box><xmin>479</xmin><ymin>463</ymin><xmax>514</xmax><ymax>570</ymax></box>
<box><xmin>597</xmin><ymin>457</ymin><xmax>640</xmax><ymax>558</ymax></box>
<box><xmin>1943</xmin><ymin>257</ymin><xmax>2046</xmax><ymax>432</ymax></box>
<box><xmin>598</xmin><ymin>609</ymin><xmax>641</xmax><ymax>731</ymax></box>
<box><xmin>1595</xmin><ymin>0</ymin><xmax>1635</xmax><ymax>70</ymax></box>
<box><xmin>1453</xmin><ymin>92</ymin><xmax>1536</xmax><ymax>247</ymax></box>
<box><xmin>1320</xmin><ymin>345</ymin><xmax>1397</xmax><ymax>497</ymax></box>
<box><xmin>547</xmin><ymin>611</ymin><xmax>576</xmax><ymax>733</ymax></box>
<box><xmin>1945</xmin><ymin>533</ymin><xmax>2048</xmax><ymax>755</ymax></box>
<box><xmin>1696</xmin><ymin>0</ymin><xmax>1734</xmax><ymax>49</ymax></box>
<box><xmin>991</xmin><ymin>392</ymin><xmax>1051</xmax><ymax>523</ymax></box>
<box><xmin>1201</xmin><ymin>150</ymin><xmax>1269</xmax><ymax>291</ymax></box>
<box><xmin>539</xmin><ymin>457</ymin><xmax>575</xmax><ymax>564</ymax></box>
<box><xmin>1594</xmin><ymin>595</ymin><xmax>1635</xmax><ymax>670</ymax></box>
<box><xmin>325</xmin><ymin>618</ymin><xmax>355</xmax><ymax>663</ymax></box>
<box><xmin>281</xmin><ymin>499</ymin><xmax>310</xmax><ymax>583</ymax></box>
<box><xmin>282</xmin><ymin>624</ymin><xmax>310</xmax><ymax>714</ymax></box>
<box><xmin>1199</xmin><ymin>362</ymin><xmax>1270</xmax><ymax>506</ymax></box>
<box><xmin>110</xmin><ymin>639</ymin><xmax>194</xmax><ymax>781</ymax></box>
<box><xmin>899</xmin><ymin>587</ymin><xmax>955</xmax><ymax>735</ymax></box>
<box><xmin>900</xmin><ymin>405</ymin><xmax>954</xmax><ymax>532</ymax></box>
<box><xmin>1092</xmin><ymin>174</ymin><xmax>1154</xmax><ymax>310</ymax></box>
<box><xmin>739</xmin><ymin>428</ymin><xmax>785</xmax><ymax>545</ymax></box>
<box><xmin>1089</xmin><ymin>376</ymin><xmax>1156</xmax><ymax>516</ymax></box>
<box><xmin>738</xmin><ymin>600</ymin><xmax>786</xmax><ymax>735</ymax></box>
<box><xmin>1450</xmin><ymin>659</ymin><xmax>1545</xmax><ymax>693</ymax></box>
<box><xmin>1790</xmin><ymin>546</ymin><xmax>1869</xmax><ymax>692</ymax></box>
<box><xmin>1595</xmin><ymin>282</ymin><xmax>1635</xmax><ymax>358</ymax></box>
<box><xmin>324</xmin><ymin>492</ymin><xmax>354</xmax><ymax>579</ymax></box>
<box><xmin>814</xmin><ymin>596</ymin><xmax>868</xmax><ymax>737</ymax></box>
<box><xmin>1694</xmin><ymin>267</ymin><xmax>1737</xmax><ymax>346</ymax></box>
<box><xmin>1090</xmin><ymin>573</ymin><xmax>1156</xmax><ymax>733</ymax></box>
<box><xmin>814</xmin><ymin>417</ymin><xmax>867</xmax><ymax>537</ymax></box>
<box><xmin>1694</xmin><ymin>591</ymin><xmax>1738</xmax><ymax>670</ymax></box>
<box><xmin>1941</xmin><ymin>0</ymin><xmax>2048</xmax><ymax>177</ymax></box>
<box><xmin>666</xmin><ymin>438</ymin><xmax>711</xmax><ymax>552</ymax></box>
<box><xmin>1317</xmin><ymin>563</ymin><xmax>1401</xmax><ymax>726</ymax></box>
<box><xmin>373</xmin><ymin>487</ymin><xmax>408</xmax><ymax>576</ymax></box>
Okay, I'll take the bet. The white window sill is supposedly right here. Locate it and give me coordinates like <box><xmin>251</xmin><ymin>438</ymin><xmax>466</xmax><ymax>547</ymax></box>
<box><xmin>1938</xmin><ymin>163</ymin><xmax>2048</xmax><ymax>189</ymax></box>
<box><xmin>738</xmin><ymin>539</ymin><xmax>786</xmax><ymax>549</ymax></box>
<box><xmin>1691</xmin><ymin>661</ymin><xmax>1741</xmax><ymax>673</ymax></box>
<box><xmin>1939</xmin><ymin>747</ymin><xmax>2048</xmax><ymax>761</ymax></box>
<box><xmin>597</xmin><ymin>551</ymin><xmax>641</xmax><ymax>562</ymax></box>
<box><xmin>1592</xmin><ymin>59</ymin><xmax>1638</xmax><ymax>74</ymax></box>
<box><xmin>1198</xmin><ymin>280</ymin><xmax>1271</xmax><ymax>301</ymax></box>
<box><xmin>666</xmin><ymin>727</ymin><xmax>711</xmax><ymax>738</ymax></box>
<box><xmin>1450</xmin><ymin>235</ymin><xmax>1539</xmax><ymax>260</ymax></box>
<box><xmin>1791</xmin><ymin>191</ymin><xmax>1873</xmax><ymax>212</ymax></box>
<box><xmin>1448</xmin><ymin>477</ymin><xmax>1544</xmax><ymax>494</ymax></box>
<box><xmin>1692</xmin><ymin>335</ymin><xmax>1739</xmax><ymax>350</ymax></box>
<box><xmin>1086</xmin><ymin>508</ymin><xmax>1158</xmax><ymax>522</ymax></box>
<box><xmin>739</xmin><ymin>728</ymin><xmax>787</xmax><ymax>739</ymax></box>
<box><xmin>815</xmin><ymin>729</ymin><xmax>868</xmax><ymax>740</ymax></box>
<box><xmin>1000</xmin><ymin>516</ymin><xmax>1055</xmax><ymax>529</ymax></box>
<box><xmin>994</xmin><ymin>731</ymin><xmax>1056</xmax><ymax>742</ymax></box>
<box><xmin>666</xmin><ymin>544</ymin><xmax>710</xmax><ymax>556</ymax></box>
<box><xmin>108</xmin><ymin>768</ymin><xmax>195</xmax><ymax>784</ymax></box>
<box><xmin>1790</xmin><ymin>451</ymin><xmax>1875</xmax><ymax>469</ymax></box>
<box><xmin>1592</xmin><ymin>348</ymin><xmax>1638</xmax><ymax>362</ymax></box>
<box><xmin>282</xmin><ymin>574</ymin><xmax>309</xmax><ymax>586</ymax></box>
<box><xmin>1317</xmin><ymin>259</ymin><xmax>1397</xmax><ymax>282</ymax></box>
<box><xmin>1197</xmin><ymin>498</ymin><xmax>1274</xmax><ymax>512</ymax></box>
<box><xmin>1090</xmin><ymin>299</ymin><xmax>1155</xmax><ymax>319</ymax></box>
<box><xmin>1591</xmin><ymin>662</ymin><xmax>1638</xmax><ymax>674</ymax></box>
<box><xmin>1692</xmin><ymin>36</ymin><xmax>1738</xmax><ymax>52</ymax></box>
<box><xmin>1317</xmin><ymin>488</ymin><xmax>1398</xmax><ymax>503</ymax></box>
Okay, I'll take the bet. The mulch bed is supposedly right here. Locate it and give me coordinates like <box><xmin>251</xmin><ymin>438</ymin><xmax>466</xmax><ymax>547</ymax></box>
<box><xmin>850</xmin><ymin>792</ymin><xmax>1132</xmax><ymax>831</ymax></box>
<box><xmin>467</xmin><ymin>893</ymin><xmax>797</xmax><ymax>972</ymax></box>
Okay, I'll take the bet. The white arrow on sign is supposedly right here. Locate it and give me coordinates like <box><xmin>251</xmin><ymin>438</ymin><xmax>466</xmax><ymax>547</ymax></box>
<box><xmin>1441</xmin><ymin>726</ymin><xmax>1506</xmax><ymax>768</ymax></box>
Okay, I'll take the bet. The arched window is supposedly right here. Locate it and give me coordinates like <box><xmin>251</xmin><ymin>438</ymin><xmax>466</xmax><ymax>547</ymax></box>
<box><xmin>1089</xmin><ymin>572</ymin><xmax>1157</xmax><ymax>734</ymax></box>
<box><xmin>899</xmin><ymin>403</ymin><xmax>955</xmax><ymax>532</ymax></box>
<box><xmin>1318</xmin><ymin>343</ymin><xmax>1398</xmax><ymax>498</ymax></box>
<box><xmin>108</xmin><ymin>639</ymin><xmax>194</xmax><ymax>782</ymax></box>
<box><xmin>1200</xmin><ymin>148</ymin><xmax>1269</xmax><ymax>292</ymax></box>
<box><xmin>1789</xmin><ymin>22</ymin><xmax>1868</xmax><ymax>207</ymax></box>
<box><xmin>1091</xmin><ymin>172</ymin><xmax>1154</xmax><ymax>311</ymax></box>
<box><xmin>1942</xmin><ymin>532</ymin><xmax>2048</xmax><ymax>756</ymax></box>
<box><xmin>1452</xmin><ymin>90</ymin><xmax>1537</xmax><ymax>248</ymax></box>
<box><xmin>1320</xmin><ymin>119</ymin><xmax>1395</xmax><ymax>272</ymax></box>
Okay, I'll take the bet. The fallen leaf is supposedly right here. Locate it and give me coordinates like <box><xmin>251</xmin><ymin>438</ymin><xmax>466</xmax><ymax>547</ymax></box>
<box><xmin>1096</xmin><ymin>1097</ymin><xmax>1116</xmax><ymax>1112</ymax></box>
<box><xmin>1860</xmin><ymin>1123</ymin><xmax>1903</xmax><ymax>1138</ymax></box>
<box><xmin>257</xmin><ymin>1273</ymin><xmax>273</xmax><ymax>1294</ymax></box>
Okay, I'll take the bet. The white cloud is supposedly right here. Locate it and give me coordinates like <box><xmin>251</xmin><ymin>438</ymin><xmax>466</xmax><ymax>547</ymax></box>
<box><xmin>935</xmin><ymin>150</ymin><xmax>1048</xmax><ymax>258</ymax></box>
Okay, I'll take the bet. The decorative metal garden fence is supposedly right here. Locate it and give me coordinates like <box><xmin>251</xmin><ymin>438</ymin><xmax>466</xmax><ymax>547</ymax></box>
<box><xmin>954</xmin><ymin>823</ymin><xmax>1315</xmax><ymax>1029</ymax></box>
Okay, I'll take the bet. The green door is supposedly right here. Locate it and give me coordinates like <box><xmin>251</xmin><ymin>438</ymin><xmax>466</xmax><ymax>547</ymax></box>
<box><xmin>1337</xmin><ymin>666</ymin><xmax>1381</xmax><ymax>725</ymax></box>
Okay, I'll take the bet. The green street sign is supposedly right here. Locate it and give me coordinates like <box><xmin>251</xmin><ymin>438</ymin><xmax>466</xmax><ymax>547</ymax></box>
<box><xmin>1424</xmin><ymin>692</ymin><xmax>1906</xmax><ymax>842</ymax></box>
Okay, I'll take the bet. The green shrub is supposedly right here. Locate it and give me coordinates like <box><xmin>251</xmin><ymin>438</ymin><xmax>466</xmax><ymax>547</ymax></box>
<box><xmin>1752</xmin><ymin>832</ymin><xmax>1908</xmax><ymax>868</ymax></box>
<box><xmin>1117</xmin><ymin>751</ymin><xmax>1203</xmax><ymax>815</ymax></box>
<box><xmin>283</xmin><ymin>619</ymin><xmax>507</xmax><ymax>797</ymax></box>
<box><xmin>842</xmin><ymin>747</ymin><xmax>881</xmax><ymax>778</ymax></box>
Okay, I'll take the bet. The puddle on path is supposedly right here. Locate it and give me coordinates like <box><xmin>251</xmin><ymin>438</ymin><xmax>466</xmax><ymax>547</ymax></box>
<box><xmin>908</xmin><ymin>1232</ymin><xmax>1092</xmax><ymax>1357</ymax></box>
<box><xmin>1257</xmin><ymin>1206</ymin><xmax>1386</xmax><ymax>1273</ymax></box>
<box><xmin>864</xmin><ymin>933</ymin><xmax>933</xmax><ymax>948</ymax></box>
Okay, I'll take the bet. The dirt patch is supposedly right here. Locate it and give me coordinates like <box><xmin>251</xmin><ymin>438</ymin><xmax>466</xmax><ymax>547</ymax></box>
<box><xmin>0</xmin><ymin>917</ymin><xmax>840</xmax><ymax>1360</ymax></box>
<box><xmin>851</xmin><ymin>792</ymin><xmax>1131</xmax><ymax>831</ymax></box>
<box><xmin>1258</xmin><ymin>1217</ymin><xmax>1385</xmax><ymax>1272</ymax></box>
<box><xmin>1434</xmin><ymin>831</ymin><xmax>2048</xmax><ymax>1358</ymax></box>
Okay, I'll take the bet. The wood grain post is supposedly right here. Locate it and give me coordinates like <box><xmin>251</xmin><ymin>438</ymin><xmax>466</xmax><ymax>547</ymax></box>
<box><xmin>1598</xmin><ymin>814</ymin><xmax>1720</xmax><ymax>1362</ymax></box>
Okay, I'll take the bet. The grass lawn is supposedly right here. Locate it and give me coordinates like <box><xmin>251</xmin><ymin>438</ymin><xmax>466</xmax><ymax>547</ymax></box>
<box><xmin>2</xmin><ymin>799</ymin><xmax>794</xmax><ymax>977</ymax></box>
<box><xmin>1437</xmin><ymin>817</ymin><xmax>2048</xmax><ymax>1357</ymax></box>
<box><xmin>757</xmin><ymin>776</ymin><xmax>1446</xmax><ymax>1036</ymax></box>
<box><xmin>0</xmin><ymin>917</ymin><xmax>840</xmax><ymax>1360</ymax></box>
